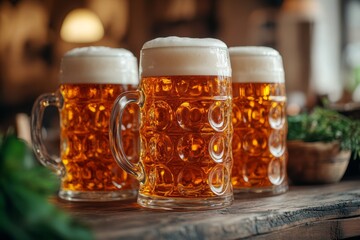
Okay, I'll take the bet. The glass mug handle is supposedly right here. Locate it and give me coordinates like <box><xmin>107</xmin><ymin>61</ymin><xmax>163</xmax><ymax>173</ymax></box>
<box><xmin>110</xmin><ymin>90</ymin><xmax>145</xmax><ymax>182</ymax></box>
<box><xmin>31</xmin><ymin>93</ymin><xmax>65</xmax><ymax>177</ymax></box>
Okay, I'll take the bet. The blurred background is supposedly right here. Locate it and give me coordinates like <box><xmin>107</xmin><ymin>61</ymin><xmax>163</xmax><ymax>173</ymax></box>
<box><xmin>0</xmin><ymin>0</ymin><xmax>360</xmax><ymax>133</ymax></box>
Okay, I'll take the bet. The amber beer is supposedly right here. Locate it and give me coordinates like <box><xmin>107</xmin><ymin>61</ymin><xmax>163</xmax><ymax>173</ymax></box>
<box><xmin>31</xmin><ymin>47</ymin><xmax>139</xmax><ymax>201</ymax></box>
<box><xmin>229</xmin><ymin>47</ymin><xmax>288</xmax><ymax>194</ymax></box>
<box><xmin>59</xmin><ymin>83</ymin><xmax>138</xmax><ymax>192</ymax></box>
<box><xmin>110</xmin><ymin>37</ymin><xmax>233</xmax><ymax>209</ymax></box>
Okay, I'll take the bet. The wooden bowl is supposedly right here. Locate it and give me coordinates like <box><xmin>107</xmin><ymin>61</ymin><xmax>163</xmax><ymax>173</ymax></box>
<box><xmin>287</xmin><ymin>141</ymin><xmax>351</xmax><ymax>184</ymax></box>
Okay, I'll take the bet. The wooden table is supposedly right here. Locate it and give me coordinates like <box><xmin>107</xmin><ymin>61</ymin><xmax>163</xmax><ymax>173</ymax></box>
<box><xmin>56</xmin><ymin>180</ymin><xmax>360</xmax><ymax>240</ymax></box>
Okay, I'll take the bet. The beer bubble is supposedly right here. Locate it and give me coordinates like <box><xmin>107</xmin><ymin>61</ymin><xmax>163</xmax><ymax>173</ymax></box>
<box><xmin>149</xmin><ymin>100</ymin><xmax>173</xmax><ymax>131</ymax></box>
<box><xmin>87</xmin><ymin>86</ymin><xmax>99</xmax><ymax>98</ymax></box>
<box><xmin>177</xmin><ymin>166</ymin><xmax>204</xmax><ymax>196</ymax></box>
<box><xmin>149</xmin><ymin>134</ymin><xmax>174</xmax><ymax>163</ymax></box>
<box><xmin>232</xmin><ymin>133</ymin><xmax>242</xmax><ymax>153</ymax></box>
<box><xmin>160</xmin><ymin>78</ymin><xmax>173</xmax><ymax>93</ymax></box>
<box><xmin>176</xmin><ymin>101</ymin><xmax>204</xmax><ymax>130</ymax></box>
<box><xmin>95</xmin><ymin>105</ymin><xmax>109</xmax><ymax>129</ymax></box>
<box><xmin>175</xmin><ymin>79</ymin><xmax>189</xmax><ymax>95</ymax></box>
<box><xmin>97</xmin><ymin>135</ymin><xmax>112</xmax><ymax>158</ymax></box>
<box><xmin>83</xmin><ymin>104</ymin><xmax>96</xmax><ymax>130</ymax></box>
<box><xmin>84</xmin><ymin>134</ymin><xmax>96</xmax><ymax>158</ymax></box>
<box><xmin>67</xmin><ymin>134</ymin><xmax>82</xmax><ymax>159</ymax></box>
<box><xmin>243</xmin><ymin>158</ymin><xmax>268</xmax><ymax>186</ymax></box>
<box><xmin>209</xmin><ymin>164</ymin><xmax>230</xmax><ymax>195</ymax></box>
<box><xmin>62</xmin><ymin>85</ymin><xmax>80</xmax><ymax>99</ymax></box>
<box><xmin>232</xmin><ymin>104</ymin><xmax>242</xmax><ymax>127</ymax></box>
<box><xmin>64</xmin><ymin>104</ymin><xmax>82</xmax><ymax>130</ymax></box>
<box><xmin>102</xmin><ymin>84</ymin><xmax>119</xmax><ymax>100</ymax></box>
<box><xmin>87</xmin><ymin>103</ymin><xmax>97</xmax><ymax>113</ymax></box>
<box><xmin>188</xmin><ymin>79</ymin><xmax>203</xmax><ymax>96</ymax></box>
<box><xmin>209</xmin><ymin>134</ymin><xmax>228</xmax><ymax>163</ymax></box>
<box><xmin>208</xmin><ymin>100</ymin><xmax>229</xmax><ymax>132</ymax></box>
<box><xmin>96</xmin><ymin>170</ymin><xmax>103</xmax><ymax>181</ymax></box>
<box><xmin>96</xmin><ymin>183</ymin><xmax>104</xmax><ymax>189</ymax></box>
<box><xmin>269</xmin><ymin>129</ymin><xmax>286</xmax><ymax>157</ymax></box>
<box><xmin>87</xmin><ymin>182</ymin><xmax>95</xmax><ymax>190</ymax></box>
<box><xmin>143</xmin><ymin>78</ymin><xmax>154</xmax><ymax>95</ymax></box>
<box><xmin>269</xmin><ymin>102</ymin><xmax>286</xmax><ymax>129</ymax></box>
<box><xmin>251</xmin><ymin>107</ymin><xmax>266</xmax><ymax>125</ymax></box>
<box><xmin>242</xmin><ymin>129</ymin><xmax>267</xmax><ymax>156</ymax></box>
<box><xmin>268</xmin><ymin>157</ymin><xmax>285</xmax><ymax>185</ymax></box>
<box><xmin>177</xmin><ymin>134</ymin><xmax>205</xmax><ymax>162</ymax></box>
<box><xmin>149</xmin><ymin>164</ymin><xmax>174</xmax><ymax>196</ymax></box>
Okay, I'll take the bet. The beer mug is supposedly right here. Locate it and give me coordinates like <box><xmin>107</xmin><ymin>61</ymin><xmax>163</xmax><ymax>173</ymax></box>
<box><xmin>110</xmin><ymin>37</ymin><xmax>233</xmax><ymax>209</ymax></box>
<box><xmin>31</xmin><ymin>47</ymin><xmax>139</xmax><ymax>201</ymax></box>
<box><xmin>229</xmin><ymin>47</ymin><xmax>288</xmax><ymax>194</ymax></box>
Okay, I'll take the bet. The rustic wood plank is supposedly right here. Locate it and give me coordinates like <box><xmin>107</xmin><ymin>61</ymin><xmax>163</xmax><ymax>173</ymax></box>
<box><xmin>251</xmin><ymin>216</ymin><xmax>360</xmax><ymax>240</ymax></box>
<box><xmin>55</xmin><ymin>180</ymin><xmax>360</xmax><ymax>240</ymax></box>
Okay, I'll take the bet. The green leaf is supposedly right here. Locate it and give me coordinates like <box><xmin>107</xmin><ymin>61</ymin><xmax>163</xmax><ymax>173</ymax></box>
<box><xmin>287</xmin><ymin>107</ymin><xmax>360</xmax><ymax>158</ymax></box>
<box><xmin>0</xmin><ymin>133</ymin><xmax>93</xmax><ymax>240</ymax></box>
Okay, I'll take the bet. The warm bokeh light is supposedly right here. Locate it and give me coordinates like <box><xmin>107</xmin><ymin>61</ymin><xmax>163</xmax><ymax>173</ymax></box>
<box><xmin>60</xmin><ymin>8</ymin><xmax>104</xmax><ymax>43</ymax></box>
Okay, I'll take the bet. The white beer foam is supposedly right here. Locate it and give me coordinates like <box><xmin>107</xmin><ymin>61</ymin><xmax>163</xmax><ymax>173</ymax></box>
<box><xmin>229</xmin><ymin>46</ymin><xmax>285</xmax><ymax>83</ymax></box>
<box><xmin>140</xmin><ymin>37</ymin><xmax>231</xmax><ymax>77</ymax></box>
<box><xmin>60</xmin><ymin>46</ymin><xmax>139</xmax><ymax>84</ymax></box>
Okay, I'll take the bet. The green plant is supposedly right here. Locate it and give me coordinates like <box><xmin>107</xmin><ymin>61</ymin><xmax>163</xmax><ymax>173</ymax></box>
<box><xmin>287</xmin><ymin>107</ymin><xmax>360</xmax><ymax>159</ymax></box>
<box><xmin>0</xmin><ymin>132</ymin><xmax>93</xmax><ymax>240</ymax></box>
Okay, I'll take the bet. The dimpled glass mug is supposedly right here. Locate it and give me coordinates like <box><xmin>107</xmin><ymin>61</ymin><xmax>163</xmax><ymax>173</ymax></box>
<box><xmin>110</xmin><ymin>37</ymin><xmax>234</xmax><ymax>210</ymax></box>
<box><xmin>31</xmin><ymin>47</ymin><xmax>139</xmax><ymax>201</ymax></box>
<box><xmin>229</xmin><ymin>47</ymin><xmax>288</xmax><ymax>195</ymax></box>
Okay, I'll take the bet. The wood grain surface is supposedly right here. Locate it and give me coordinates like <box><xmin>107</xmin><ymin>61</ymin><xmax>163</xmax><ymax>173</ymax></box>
<box><xmin>55</xmin><ymin>180</ymin><xmax>360</xmax><ymax>240</ymax></box>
